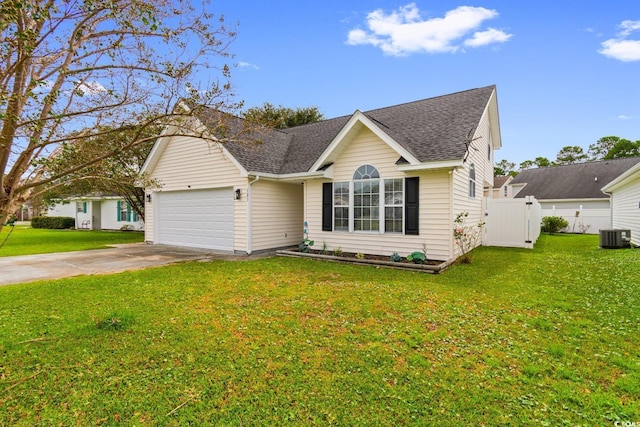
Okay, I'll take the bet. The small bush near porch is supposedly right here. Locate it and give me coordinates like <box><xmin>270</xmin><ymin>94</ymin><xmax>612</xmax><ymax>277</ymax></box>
<box><xmin>1</xmin><ymin>234</ymin><xmax>638</xmax><ymax>425</ymax></box>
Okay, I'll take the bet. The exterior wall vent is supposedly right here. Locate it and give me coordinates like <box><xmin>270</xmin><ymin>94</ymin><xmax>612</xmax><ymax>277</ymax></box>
<box><xmin>599</xmin><ymin>229</ymin><xmax>631</xmax><ymax>249</ymax></box>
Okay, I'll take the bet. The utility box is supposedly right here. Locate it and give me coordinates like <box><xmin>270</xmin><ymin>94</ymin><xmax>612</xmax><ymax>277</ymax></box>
<box><xmin>599</xmin><ymin>229</ymin><xmax>631</xmax><ymax>249</ymax></box>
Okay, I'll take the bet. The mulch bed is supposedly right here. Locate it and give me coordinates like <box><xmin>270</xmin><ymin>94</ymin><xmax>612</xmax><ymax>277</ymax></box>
<box><xmin>306</xmin><ymin>249</ymin><xmax>444</xmax><ymax>266</ymax></box>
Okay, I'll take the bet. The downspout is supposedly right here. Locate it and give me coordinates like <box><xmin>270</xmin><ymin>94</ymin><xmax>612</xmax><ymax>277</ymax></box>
<box><xmin>247</xmin><ymin>175</ymin><xmax>260</xmax><ymax>255</ymax></box>
<box><xmin>449</xmin><ymin>169</ymin><xmax>456</xmax><ymax>261</ymax></box>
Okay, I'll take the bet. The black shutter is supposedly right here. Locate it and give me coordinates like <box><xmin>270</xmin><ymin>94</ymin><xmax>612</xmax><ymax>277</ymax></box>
<box><xmin>322</xmin><ymin>183</ymin><xmax>333</xmax><ymax>231</ymax></box>
<box><xmin>405</xmin><ymin>177</ymin><xmax>419</xmax><ymax>235</ymax></box>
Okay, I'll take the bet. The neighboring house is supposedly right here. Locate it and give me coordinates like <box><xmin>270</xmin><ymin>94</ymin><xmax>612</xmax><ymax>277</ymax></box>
<box><xmin>601</xmin><ymin>161</ymin><xmax>640</xmax><ymax>246</ymax></box>
<box><xmin>46</xmin><ymin>196</ymin><xmax>143</xmax><ymax>230</ymax></box>
<box><xmin>141</xmin><ymin>85</ymin><xmax>501</xmax><ymax>262</ymax></box>
<box><xmin>510</xmin><ymin>157</ymin><xmax>640</xmax><ymax>233</ymax></box>
<box><xmin>492</xmin><ymin>175</ymin><xmax>514</xmax><ymax>198</ymax></box>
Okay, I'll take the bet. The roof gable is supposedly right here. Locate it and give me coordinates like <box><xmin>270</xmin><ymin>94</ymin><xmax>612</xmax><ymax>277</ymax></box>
<box><xmin>511</xmin><ymin>157</ymin><xmax>640</xmax><ymax>199</ymax></box>
<box><xmin>308</xmin><ymin>111</ymin><xmax>421</xmax><ymax>172</ymax></box>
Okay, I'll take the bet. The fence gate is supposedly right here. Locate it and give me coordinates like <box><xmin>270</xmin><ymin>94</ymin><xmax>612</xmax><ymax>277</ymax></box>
<box><xmin>483</xmin><ymin>196</ymin><xmax>542</xmax><ymax>249</ymax></box>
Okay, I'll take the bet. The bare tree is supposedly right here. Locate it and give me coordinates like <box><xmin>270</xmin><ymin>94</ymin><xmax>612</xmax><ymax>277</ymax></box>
<box><xmin>0</xmin><ymin>0</ymin><xmax>242</xmax><ymax>231</ymax></box>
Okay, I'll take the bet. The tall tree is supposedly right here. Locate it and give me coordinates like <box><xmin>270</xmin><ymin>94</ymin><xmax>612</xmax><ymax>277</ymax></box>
<box><xmin>555</xmin><ymin>146</ymin><xmax>588</xmax><ymax>165</ymax></box>
<box><xmin>519</xmin><ymin>157</ymin><xmax>551</xmax><ymax>171</ymax></box>
<box><xmin>243</xmin><ymin>103</ymin><xmax>324</xmax><ymax>129</ymax></box>
<box><xmin>37</xmin><ymin>125</ymin><xmax>159</xmax><ymax>221</ymax></box>
<box><xmin>0</xmin><ymin>0</ymin><xmax>241</xmax><ymax>233</ymax></box>
<box><xmin>588</xmin><ymin>136</ymin><xmax>621</xmax><ymax>161</ymax></box>
<box><xmin>494</xmin><ymin>159</ymin><xmax>516</xmax><ymax>176</ymax></box>
<box><xmin>604</xmin><ymin>138</ymin><xmax>640</xmax><ymax>159</ymax></box>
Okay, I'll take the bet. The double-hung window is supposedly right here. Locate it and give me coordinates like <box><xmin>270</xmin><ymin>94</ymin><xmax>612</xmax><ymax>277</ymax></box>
<box><xmin>333</xmin><ymin>182</ymin><xmax>349</xmax><ymax>231</ymax></box>
<box><xmin>119</xmin><ymin>201</ymin><xmax>129</xmax><ymax>221</ymax></box>
<box><xmin>384</xmin><ymin>179</ymin><xmax>403</xmax><ymax>233</ymax></box>
<box><xmin>117</xmin><ymin>200</ymin><xmax>138</xmax><ymax>222</ymax></box>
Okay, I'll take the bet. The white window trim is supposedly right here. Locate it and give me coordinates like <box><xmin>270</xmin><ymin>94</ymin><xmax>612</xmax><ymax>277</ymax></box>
<box><xmin>332</xmin><ymin>166</ymin><xmax>405</xmax><ymax>234</ymax></box>
<box><xmin>383</xmin><ymin>178</ymin><xmax>404</xmax><ymax>234</ymax></box>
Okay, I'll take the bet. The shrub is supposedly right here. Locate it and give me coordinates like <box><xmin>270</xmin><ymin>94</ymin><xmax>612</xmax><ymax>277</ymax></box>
<box><xmin>406</xmin><ymin>251</ymin><xmax>426</xmax><ymax>264</ymax></box>
<box><xmin>31</xmin><ymin>216</ymin><xmax>75</xmax><ymax>229</ymax></box>
<box><xmin>298</xmin><ymin>237</ymin><xmax>314</xmax><ymax>253</ymax></box>
<box><xmin>390</xmin><ymin>252</ymin><xmax>403</xmax><ymax>262</ymax></box>
<box><xmin>453</xmin><ymin>212</ymin><xmax>484</xmax><ymax>263</ymax></box>
<box><xmin>541</xmin><ymin>216</ymin><xmax>569</xmax><ymax>234</ymax></box>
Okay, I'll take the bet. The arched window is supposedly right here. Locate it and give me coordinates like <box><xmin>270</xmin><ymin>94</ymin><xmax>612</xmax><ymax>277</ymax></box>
<box><xmin>469</xmin><ymin>164</ymin><xmax>476</xmax><ymax>198</ymax></box>
<box><xmin>353</xmin><ymin>165</ymin><xmax>380</xmax><ymax>231</ymax></box>
<box><xmin>353</xmin><ymin>164</ymin><xmax>380</xmax><ymax>180</ymax></box>
<box><xmin>326</xmin><ymin>165</ymin><xmax>413</xmax><ymax>234</ymax></box>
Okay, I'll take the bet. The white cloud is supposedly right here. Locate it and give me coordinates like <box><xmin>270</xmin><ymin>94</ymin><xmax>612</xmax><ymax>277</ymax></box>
<box><xmin>464</xmin><ymin>27</ymin><xmax>512</xmax><ymax>47</ymax></box>
<box><xmin>617</xmin><ymin>114</ymin><xmax>635</xmax><ymax>120</ymax></box>
<box><xmin>74</xmin><ymin>80</ymin><xmax>107</xmax><ymax>96</ymax></box>
<box><xmin>238</xmin><ymin>61</ymin><xmax>260</xmax><ymax>70</ymax></box>
<box><xmin>619</xmin><ymin>20</ymin><xmax>640</xmax><ymax>37</ymax></box>
<box><xmin>599</xmin><ymin>20</ymin><xmax>640</xmax><ymax>62</ymax></box>
<box><xmin>346</xmin><ymin>3</ymin><xmax>512</xmax><ymax>56</ymax></box>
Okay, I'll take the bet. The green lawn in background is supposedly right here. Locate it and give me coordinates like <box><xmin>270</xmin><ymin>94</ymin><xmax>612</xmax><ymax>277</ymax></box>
<box><xmin>0</xmin><ymin>234</ymin><xmax>638</xmax><ymax>425</ymax></box>
<box><xmin>0</xmin><ymin>224</ymin><xmax>144</xmax><ymax>257</ymax></box>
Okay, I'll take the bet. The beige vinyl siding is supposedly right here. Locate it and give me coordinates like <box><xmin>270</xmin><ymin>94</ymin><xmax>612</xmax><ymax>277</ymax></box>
<box><xmin>146</xmin><ymin>135</ymin><xmax>248</xmax><ymax>251</ymax></box>
<box><xmin>610</xmin><ymin>174</ymin><xmax>640</xmax><ymax>245</ymax></box>
<box><xmin>251</xmin><ymin>180</ymin><xmax>304</xmax><ymax>251</ymax></box>
<box><xmin>305</xmin><ymin>128</ymin><xmax>454</xmax><ymax>261</ymax></box>
<box><xmin>451</xmin><ymin>108</ymin><xmax>494</xmax><ymax>255</ymax></box>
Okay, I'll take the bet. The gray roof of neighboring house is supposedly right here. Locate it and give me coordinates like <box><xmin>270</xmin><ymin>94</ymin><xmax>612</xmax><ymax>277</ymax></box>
<box><xmin>194</xmin><ymin>85</ymin><xmax>497</xmax><ymax>174</ymax></box>
<box><xmin>493</xmin><ymin>175</ymin><xmax>512</xmax><ymax>188</ymax></box>
<box><xmin>510</xmin><ymin>157</ymin><xmax>640</xmax><ymax>199</ymax></box>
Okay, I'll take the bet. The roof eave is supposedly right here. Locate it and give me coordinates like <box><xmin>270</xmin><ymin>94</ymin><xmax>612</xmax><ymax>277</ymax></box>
<box><xmin>248</xmin><ymin>166</ymin><xmax>333</xmax><ymax>182</ymax></box>
<box><xmin>601</xmin><ymin>161</ymin><xmax>640</xmax><ymax>193</ymax></box>
<box><xmin>397</xmin><ymin>159</ymin><xmax>464</xmax><ymax>172</ymax></box>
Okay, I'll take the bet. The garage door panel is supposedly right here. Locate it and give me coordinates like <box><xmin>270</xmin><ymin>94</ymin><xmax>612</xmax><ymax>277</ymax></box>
<box><xmin>156</xmin><ymin>189</ymin><xmax>234</xmax><ymax>251</ymax></box>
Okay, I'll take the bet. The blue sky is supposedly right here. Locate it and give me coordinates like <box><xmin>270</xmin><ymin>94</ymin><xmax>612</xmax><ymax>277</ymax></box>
<box><xmin>215</xmin><ymin>1</ymin><xmax>639</xmax><ymax>165</ymax></box>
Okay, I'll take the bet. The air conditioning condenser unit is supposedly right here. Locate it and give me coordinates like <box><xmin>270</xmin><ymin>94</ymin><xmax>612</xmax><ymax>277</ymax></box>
<box><xmin>599</xmin><ymin>229</ymin><xmax>631</xmax><ymax>249</ymax></box>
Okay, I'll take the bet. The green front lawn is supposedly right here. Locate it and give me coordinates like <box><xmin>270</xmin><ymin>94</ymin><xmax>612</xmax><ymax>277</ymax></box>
<box><xmin>0</xmin><ymin>224</ymin><xmax>144</xmax><ymax>257</ymax></box>
<box><xmin>1</xmin><ymin>234</ymin><xmax>638</xmax><ymax>425</ymax></box>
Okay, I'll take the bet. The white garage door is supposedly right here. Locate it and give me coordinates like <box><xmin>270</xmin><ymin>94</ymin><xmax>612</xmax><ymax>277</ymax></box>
<box><xmin>156</xmin><ymin>188</ymin><xmax>234</xmax><ymax>251</ymax></box>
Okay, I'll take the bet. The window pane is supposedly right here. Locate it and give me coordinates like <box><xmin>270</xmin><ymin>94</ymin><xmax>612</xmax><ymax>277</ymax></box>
<box><xmin>334</xmin><ymin>182</ymin><xmax>349</xmax><ymax>206</ymax></box>
<box><xmin>384</xmin><ymin>179</ymin><xmax>403</xmax><ymax>233</ymax></box>
<box><xmin>334</xmin><ymin>207</ymin><xmax>349</xmax><ymax>230</ymax></box>
<box><xmin>353</xmin><ymin>164</ymin><xmax>380</xmax><ymax>180</ymax></box>
<box><xmin>385</xmin><ymin>207</ymin><xmax>403</xmax><ymax>233</ymax></box>
<box><xmin>333</xmin><ymin>182</ymin><xmax>349</xmax><ymax>230</ymax></box>
<box><xmin>353</xmin><ymin>178</ymin><xmax>379</xmax><ymax>231</ymax></box>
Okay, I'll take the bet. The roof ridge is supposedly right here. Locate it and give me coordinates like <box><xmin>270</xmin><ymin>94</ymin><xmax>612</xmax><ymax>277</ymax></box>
<box><xmin>523</xmin><ymin>156</ymin><xmax>640</xmax><ymax>172</ymax></box>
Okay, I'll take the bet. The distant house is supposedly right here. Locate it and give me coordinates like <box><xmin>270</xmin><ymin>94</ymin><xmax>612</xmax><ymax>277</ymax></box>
<box><xmin>491</xmin><ymin>175</ymin><xmax>513</xmax><ymax>198</ymax></box>
<box><xmin>140</xmin><ymin>86</ymin><xmax>502</xmax><ymax>262</ymax></box>
<box><xmin>510</xmin><ymin>157</ymin><xmax>640</xmax><ymax>233</ymax></box>
<box><xmin>601</xmin><ymin>161</ymin><xmax>640</xmax><ymax>246</ymax></box>
<box><xmin>46</xmin><ymin>196</ymin><xmax>143</xmax><ymax>230</ymax></box>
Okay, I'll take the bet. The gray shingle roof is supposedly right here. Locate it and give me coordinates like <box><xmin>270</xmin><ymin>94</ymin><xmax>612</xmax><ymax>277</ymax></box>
<box><xmin>511</xmin><ymin>157</ymin><xmax>640</xmax><ymax>199</ymax></box>
<box><xmin>493</xmin><ymin>175</ymin><xmax>511</xmax><ymax>188</ymax></box>
<box><xmin>194</xmin><ymin>85</ymin><xmax>496</xmax><ymax>175</ymax></box>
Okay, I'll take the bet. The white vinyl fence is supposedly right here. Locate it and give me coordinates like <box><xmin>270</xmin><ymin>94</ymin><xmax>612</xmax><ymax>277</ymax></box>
<box><xmin>483</xmin><ymin>196</ymin><xmax>542</xmax><ymax>249</ymax></box>
<box><xmin>542</xmin><ymin>205</ymin><xmax>610</xmax><ymax>234</ymax></box>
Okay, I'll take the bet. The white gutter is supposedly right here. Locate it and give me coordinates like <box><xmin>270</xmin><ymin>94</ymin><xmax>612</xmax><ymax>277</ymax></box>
<box><xmin>245</xmin><ymin>169</ymin><xmax>331</xmax><ymax>181</ymax></box>
<box><xmin>397</xmin><ymin>159</ymin><xmax>464</xmax><ymax>172</ymax></box>
<box><xmin>246</xmin><ymin>175</ymin><xmax>260</xmax><ymax>255</ymax></box>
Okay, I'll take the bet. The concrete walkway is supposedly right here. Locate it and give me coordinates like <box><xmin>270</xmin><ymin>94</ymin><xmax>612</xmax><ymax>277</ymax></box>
<box><xmin>0</xmin><ymin>243</ymin><xmax>267</xmax><ymax>286</ymax></box>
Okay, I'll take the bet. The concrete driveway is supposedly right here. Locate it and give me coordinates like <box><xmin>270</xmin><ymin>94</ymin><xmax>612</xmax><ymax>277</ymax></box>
<box><xmin>0</xmin><ymin>243</ymin><xmax>266</xmax><ymax>286</ymax></box>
